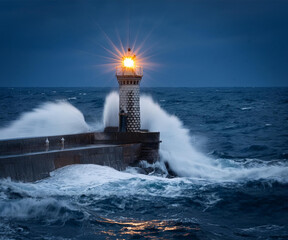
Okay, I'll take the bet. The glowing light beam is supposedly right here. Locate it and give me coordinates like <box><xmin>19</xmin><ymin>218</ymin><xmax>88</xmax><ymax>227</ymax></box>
<box><xmin>123</xmin><ymin>57</ymin><xmax>135</xmax><ymax>68</ymax></box>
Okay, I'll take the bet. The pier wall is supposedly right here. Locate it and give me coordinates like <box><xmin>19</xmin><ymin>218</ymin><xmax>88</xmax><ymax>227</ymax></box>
<box><xmin>93</xmin><ymin>132</ymin><xmax>160</xmax><ymax>163</ymax></box>
<box><xmin>0</xmin><ymin>131</ymin><xmax>160</xmax><ymax>182</ymax></box>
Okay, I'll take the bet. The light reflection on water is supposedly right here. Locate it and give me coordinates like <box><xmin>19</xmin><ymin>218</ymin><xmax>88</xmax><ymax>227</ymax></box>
<box><xmin>98</xmin><ymin>217</ymin><xmax>200</xmax><ymax>238</ymax></box>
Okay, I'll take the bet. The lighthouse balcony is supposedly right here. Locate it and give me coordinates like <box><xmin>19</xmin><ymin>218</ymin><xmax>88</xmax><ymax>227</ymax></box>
<box><xmin>116</xmin><ymin>66</ymin><xmax>143</xmax><ymax>77</ymax></box>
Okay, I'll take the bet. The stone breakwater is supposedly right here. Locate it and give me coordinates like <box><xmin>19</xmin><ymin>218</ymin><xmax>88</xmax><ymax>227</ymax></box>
<box><xmin>0</xmin><ymin>131</ymin><xmax>160</xmax><ymax>182</ymax></box>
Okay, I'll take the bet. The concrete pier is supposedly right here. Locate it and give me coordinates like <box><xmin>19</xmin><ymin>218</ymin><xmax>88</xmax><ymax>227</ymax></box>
<box><xmin>0</xmin><ymin>131</ymin><xmax>160</xmax><ymax>182</ymax></box>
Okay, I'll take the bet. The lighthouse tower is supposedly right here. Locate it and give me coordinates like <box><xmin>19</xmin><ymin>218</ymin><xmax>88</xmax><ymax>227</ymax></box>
<box><xmin>116</xmin><ymin>48</ymin><xmax>143</xmax><ymax>132</ymax></box>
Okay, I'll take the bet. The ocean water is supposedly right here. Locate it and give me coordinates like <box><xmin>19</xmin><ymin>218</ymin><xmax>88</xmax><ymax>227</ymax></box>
<box><xmin>0</xmin><ymin>87</ymin><xmax>287</xmax><ymax>240</ymax></box>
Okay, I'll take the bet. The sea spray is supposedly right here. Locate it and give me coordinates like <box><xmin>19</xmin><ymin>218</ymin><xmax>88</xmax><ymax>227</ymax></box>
<box><xmin>140</xmin><ymin>95</ymin><xmax>215</xmax><ymax>177</ymax></box>
<box><xmin>103</xmin><ymin>92</ymin><xmax>219</xmax><ymax>178</ymax></box>
<box><xmin>0</xmin><ymin>101</ymin><xmax>89</xmax><ymax>139</ymax></box>
<box><xmin>103</xmin><ymin>91</ymin><xmax>119</xmax><ymax>127</ymax></box>
<box><xmin>104</xmin><ymin>92</ymin><xmax>288</xmax><ymax>182</ymax></box>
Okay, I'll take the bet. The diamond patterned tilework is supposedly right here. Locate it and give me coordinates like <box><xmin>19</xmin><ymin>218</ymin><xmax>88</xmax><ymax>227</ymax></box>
<box><xmin>118</xmin><ymin>80</ymin><xmax>141</xmax><ymax>132</ymax></box>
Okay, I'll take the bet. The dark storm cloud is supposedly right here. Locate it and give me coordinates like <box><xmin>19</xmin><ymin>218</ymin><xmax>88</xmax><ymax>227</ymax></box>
<box><xmin>0</xmin><ymin>0</ymin><xmax>287</xmax><ymax>87</ymax></box>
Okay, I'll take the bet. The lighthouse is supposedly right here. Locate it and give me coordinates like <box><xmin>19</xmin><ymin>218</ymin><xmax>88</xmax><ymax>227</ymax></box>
<box><xmin>116</xmin><ymin>48</ymin><xmax>143</xmax><ymax>132</ymax></box>
<box><xmin>0</xmin><ymin>48</ymin><xmax>160</xmax><ymax>183</ymax></box>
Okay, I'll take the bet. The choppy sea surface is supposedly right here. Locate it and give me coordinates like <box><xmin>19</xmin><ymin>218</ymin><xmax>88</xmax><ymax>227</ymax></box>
<box><xmin>0</xmin><ymin>87</ymin><xmax>287</xmax><ymax>240</ymax></box>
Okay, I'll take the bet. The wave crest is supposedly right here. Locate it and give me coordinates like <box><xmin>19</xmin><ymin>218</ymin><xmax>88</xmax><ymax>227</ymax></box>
<box><xmin>0</xmin><ymin>101</ymin><xmax>89</xmax><ymax>139</ymax></box>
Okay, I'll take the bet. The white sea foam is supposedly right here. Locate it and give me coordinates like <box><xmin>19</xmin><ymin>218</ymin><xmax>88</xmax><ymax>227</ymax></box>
<box><xmin>0</xmin><ymin>164</ymin><xmax>196</xmax><ymax>223</ymax></box>
<box><xmin>241</xmin><ymin>107</ymin><xmax>253</xmax><ymax>110</ymax></box>
<box><xmin>0</xmin><ymin>165</ymin><xmax>192</xmax><ymax>200</ymax></box>
<box><xmin>0</xmin><ymin>101</ymin><xmax>89</xmax><ymax>139</ymax></box>
<box><xmin>0</xmin><ymin>163</ymin><xmax>285</xmax><ymax>222</ymax></box>
<box><xmin>0</xmin><ymin>197</ymin><xmax>72</xmax><ymax>220</ymax></box>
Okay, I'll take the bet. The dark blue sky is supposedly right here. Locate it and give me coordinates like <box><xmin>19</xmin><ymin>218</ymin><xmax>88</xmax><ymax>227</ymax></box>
<box><xmin>0</xmin><ymin>0</ymin><xmax>287</xmax><ymax>87</ymax></box>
